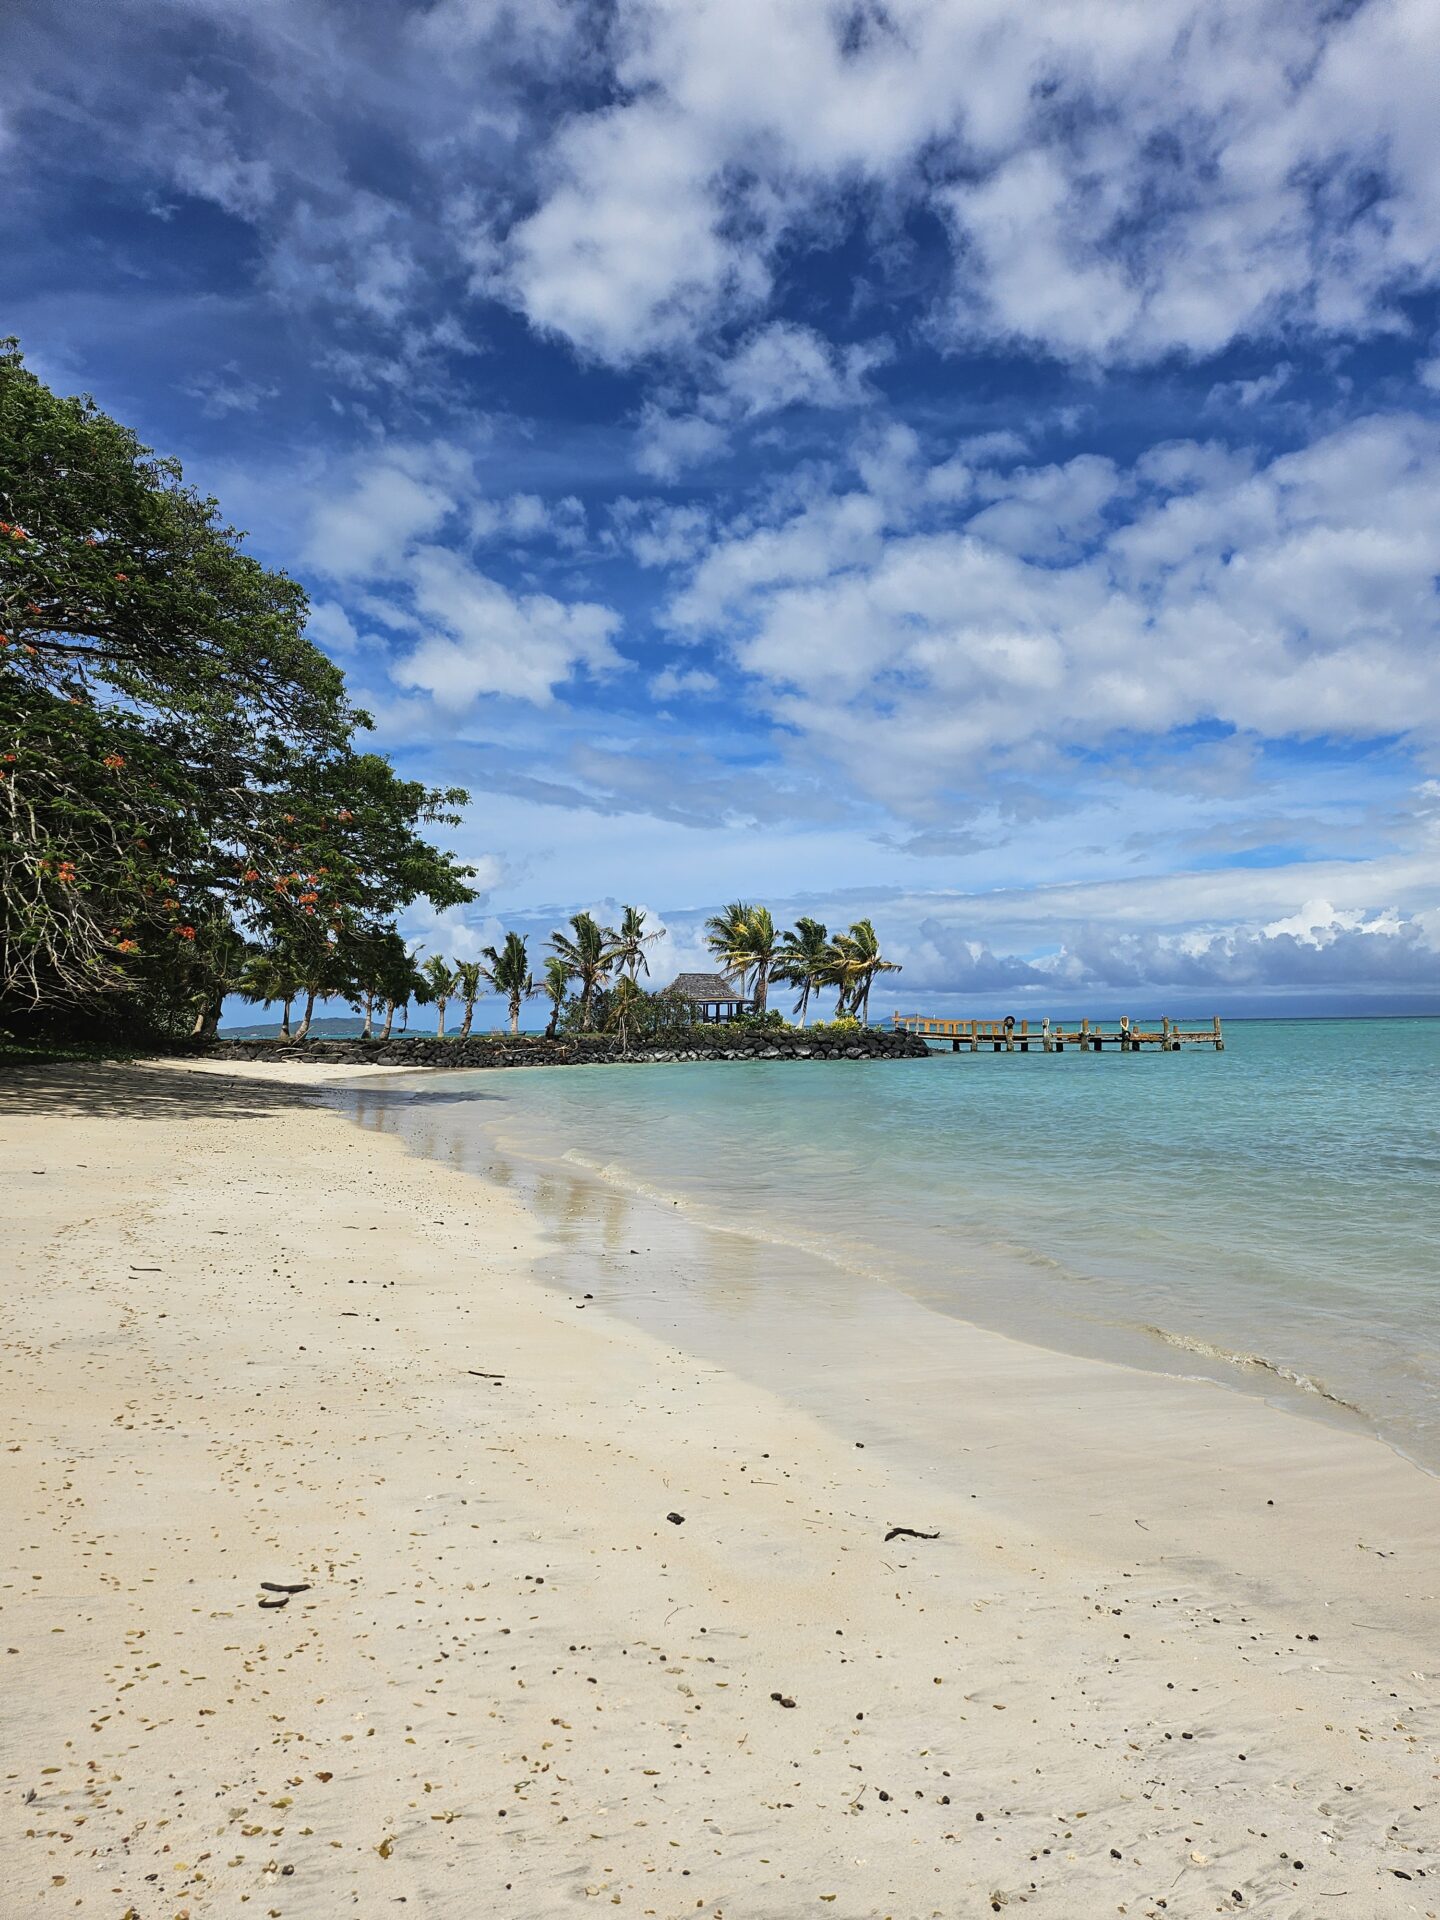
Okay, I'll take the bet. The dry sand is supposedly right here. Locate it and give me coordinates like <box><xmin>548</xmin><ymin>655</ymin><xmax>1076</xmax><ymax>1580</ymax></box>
<box><xmin>2</xmin><ymin>1058</ymin><xmax>1436</xmax><ymax>1920</ymax></box>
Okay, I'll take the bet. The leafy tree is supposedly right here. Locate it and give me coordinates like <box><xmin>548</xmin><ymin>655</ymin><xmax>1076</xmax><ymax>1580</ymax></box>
<box><xmin>704</xmin><ymin>900</ymin><xmax>778</xmax><ymax>1011</ymax></box>
<box><xmin>539</xmin><ymin>953</ymin><xmax>569</xmax><ymax>1038</ymax></box>
<box><xmin>614</xmin><ymin>903</ymin><xmax>663</xmax><ymax>980</ymax></box>
<box><xmin>827</xmin><ymin>919</ymin><xmax>902</xmax><ymax>1024</ymax></box>
<box><xmin>547</xmin><ymin>911</ymin><xmax>618</xmax><ymax>1030</ymax></box>
<box><xmin>369</xmin><ymin>934</ymin><xmax>424</xmax><ymax>1040</ymax></box>
<box><xmin>483</xmin><ymin>931</ymin><xmax>533</xmax><ymax>1034</ymax></box>
<box><xmin>0</xmin><ymin>341</ymin><xmax>473</xmax><ymax>1034</ymax></box>
<box><xmin>771</xmin><ymin>916</ymin><xmax>830</xmax><ymax>1025</ymax></box>
<box><xmin>704</xmin><ymin>901</ymin><xmax>756</xmax><ymax>998</ymax></box>
<box><xmin>420</xmin><ymin>954</ymin><xmax>457</xmax><ymax>1038</ymax></box>
<box><xmin>238</xmin><ymin>947</ymin><xmax>304</xmax><ymax>1041</ymax></box>
<box><xmin>605</xmin><ymin>973</ymin><xmax>647</xmax><ymax>1047</ymax></box>
<box><xmin>452</xmin><ymin>959</ymin><xmax>484</xmax><ymax>1037</ymax></box>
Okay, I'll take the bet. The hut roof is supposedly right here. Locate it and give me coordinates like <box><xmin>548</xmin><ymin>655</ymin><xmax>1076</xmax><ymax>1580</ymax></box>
<box><xmin>665</xmin><ymin>971</ymin><xmax>751</xmax><ymax>1003</ymax></box>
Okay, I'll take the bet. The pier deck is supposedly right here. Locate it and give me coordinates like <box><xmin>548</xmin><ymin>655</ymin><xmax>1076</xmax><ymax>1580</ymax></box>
<box><xmin>892</xmin><ymin>1014</ymin><xmax>1224</xmax><ymax>1053</ymax></box>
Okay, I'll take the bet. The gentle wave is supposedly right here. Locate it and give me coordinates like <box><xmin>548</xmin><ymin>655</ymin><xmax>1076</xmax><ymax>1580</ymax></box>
<box><xmin>1144</xmin><ymin>1324</ymin><xmax>1365</xmax><ymax>1415</ymax></box>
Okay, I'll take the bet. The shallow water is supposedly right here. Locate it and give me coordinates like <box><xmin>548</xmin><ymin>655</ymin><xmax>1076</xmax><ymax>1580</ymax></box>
<box><xmin>343</xmin><ymin>1017</ymin><xmax>1440</xmax><ymax>1468</ymax></box>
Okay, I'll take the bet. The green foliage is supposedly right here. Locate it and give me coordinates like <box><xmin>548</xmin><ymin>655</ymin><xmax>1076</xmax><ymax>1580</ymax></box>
<box><xmin>771</xmin><ymin>915</ymin><xmax>831</xmax><ymax>1023</ymax></box>
<box><xmin>703</xmin><ymin>899</ymin><xmax>780</xmax><ymax>1011</ymax></box>
<box><xmin>482</xmin><ymin>930</ymin><xmax>533</xmax><ymax>1034</ymax></box>
<box><xmin>548</xmin><ymin>910</ymin><xmax>621</xmax><ymax>1030</ymax></box>
<box><xmin>825</xmin><ymin>918</ymin><xmax>902</xmax><ymax>1023</ymax></box>
<box><xmin>539</xmin><ymin>953</ymin><xmax>570</xmax><ymax>1039</ymax></box>
<box><xmin>708</xmin><ymin>1006</ymin><xmax>789</xmax><ymax>1033</ymax></box>
<box><xmin>614</xmin><ymin>903</ymin><xmax>663</xmax><ymax>980</ymax></box>
<box><xmin>0</xmin><ymin>340</ymin><xmax>473</xmax><ymax>1034</ymax></box>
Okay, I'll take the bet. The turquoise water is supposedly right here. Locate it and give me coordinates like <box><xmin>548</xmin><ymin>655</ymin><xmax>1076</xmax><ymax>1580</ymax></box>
<box><xmin>346</xmin><ymin>1018</ymin><xmax>1440</xmax><ymax>1468</ymax></box>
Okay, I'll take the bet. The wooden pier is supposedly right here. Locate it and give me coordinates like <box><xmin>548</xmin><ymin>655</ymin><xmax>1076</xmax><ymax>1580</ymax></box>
<box><xmin>891</xmin><ymin>1014</ymin><xmax>1225</xmax><ymax>1053</ymax></box>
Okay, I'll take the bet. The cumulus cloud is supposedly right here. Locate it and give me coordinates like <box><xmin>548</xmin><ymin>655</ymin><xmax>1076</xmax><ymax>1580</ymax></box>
<box><xmin>490</xmin><ymin>0</ymin><xmax>1440</xmax><ymax>369</ymax></box>
<box><xmin>392</xmin><ymin>548</ymin><xmax>622</xmax><ymax>708</ymax></box>
<box><xmin>649</xmin><ymin>664</ymin><xmax>718</xmax><ymax>701</ymax></box>
<box><xmin>664</xmin><ymin>412</ymin><xmax>1440</xmax><ymax>804</ymax></box>
<box><xmin>300</xmin><ymin>443</ymin><xmax>625</xmax><ymax>708</ymax></box>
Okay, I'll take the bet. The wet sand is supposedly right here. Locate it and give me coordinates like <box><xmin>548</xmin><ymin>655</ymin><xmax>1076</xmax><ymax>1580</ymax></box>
<box><xmin>2</xmin><ymin>1058</ymin><xmax>1436</xmax><ymax>1918</ymax></box>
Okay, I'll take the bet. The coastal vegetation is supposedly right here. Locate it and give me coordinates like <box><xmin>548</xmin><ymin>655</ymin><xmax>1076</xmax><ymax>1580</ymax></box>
<box><xmin>0</xmin><ymin>341</ymin><xmax>472</xmax><ymax>1047</ymax></box>
<box><xmin>0</xmin><ymin>344</ymin><xmax>903</xmax><ymax>1054</ymax></box>
<box><xmin>322</xmin><ymin>904</ymin><xmax>901</xmax><ymax>1044</ymax></box>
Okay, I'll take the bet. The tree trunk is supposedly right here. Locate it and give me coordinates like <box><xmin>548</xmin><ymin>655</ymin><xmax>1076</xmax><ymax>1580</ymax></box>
<box><xmin>361</xmin><ymin>991</ymin><xmax>374</xmax><ymax>1039</ymax></box>
<box><xmin>294</xmin><ymin>988</ymin><xmax>317</xmax><ymax>1042</ymax></box>
<box><xmin>436</xmin><ymin>999</ymin><xmax>447</xmax><ymax>1039</ymax></box>
<box><xmin>191</xmin><ymin>987</ymin><xmax>224</xmax><ymax>1041</ymax></box>
<box><xmin>753</xmin><ymin>970</ymin><xmax>768</xmax><ymax>1014</ymax></box>
<box><xmin>545</xmin><ymin>1003</ymin><xmax>560</xmax><ymax>1039</ymax></box>
<box><xmin>379</xmin><ymin>1000</ymin><xmax>395</xmax><ymax>1041</ymax></box>
<box><xmin>510</xmin><ymin>997</ymin><xmax>520</xmax><ymax>1035</ymax></box>
<box><xmin>459</xmin><ymin>999</ymin><xmax>474</xmax><ymax>1037</ymax></box>
<box><xmin>280</xmin><ymin>996</ymin><xmax>292</xmax><ymax>1040</ymax></box>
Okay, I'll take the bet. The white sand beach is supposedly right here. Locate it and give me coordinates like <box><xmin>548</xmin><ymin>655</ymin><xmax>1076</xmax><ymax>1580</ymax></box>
<box><xmin>3</xmin><ymin>1059</ymin><xmax>1436</xmax><ymax>1919</ymax></box>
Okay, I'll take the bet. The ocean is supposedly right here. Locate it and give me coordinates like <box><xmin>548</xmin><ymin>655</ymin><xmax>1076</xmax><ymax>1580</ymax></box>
<box><xmin>343</xmin><ymin>1017</ymin><xmax>1440</xmax><ymax>1471</ymax></box>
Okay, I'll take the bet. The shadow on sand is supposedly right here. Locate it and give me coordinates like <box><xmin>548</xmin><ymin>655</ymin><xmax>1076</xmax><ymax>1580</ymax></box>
<box><xmin>1</xmin><ymin>1059</ymin><xmax>326</xmax><ymax>1124</ymax></box>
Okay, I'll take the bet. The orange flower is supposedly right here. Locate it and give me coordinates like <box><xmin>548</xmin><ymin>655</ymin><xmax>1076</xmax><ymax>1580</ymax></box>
<box><xmin>117</xmin><ymin>939</ymin><xmax>139</xmax><ymax>954</ymax></box>
<box><xmin>102</xmin><ymin>753</ymin><xmax>126</xmax><ymax>770</ymax></box>
<box><xmin>297</xmin><ymin>890</ymin><xmax>319</xmax><ymax>905</ymax></box>
<box><xmin>114</xmin><ymin>571</ymin><xmax>129</xmax><ymax>582</ymax></box>
<box><xmin>242</xmin><ymin>867</ymin><xmax>260</xmax><ymax>883</ymax></box>
<box><xmin>175</xmin><ymin>925</ymin><xmax>197</xmax><ymax>940</ymax></box>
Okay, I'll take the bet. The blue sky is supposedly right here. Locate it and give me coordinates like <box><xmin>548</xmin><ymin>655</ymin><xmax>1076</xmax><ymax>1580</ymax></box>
<box><xmin>7</xmin><ymin>0</ymin><xmax>1440</xmax><ymax>1019</ymax></box>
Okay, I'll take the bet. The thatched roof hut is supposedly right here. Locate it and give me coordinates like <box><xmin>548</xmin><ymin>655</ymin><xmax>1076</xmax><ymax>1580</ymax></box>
<box><xmin>663</xmin><ymin>972</ymin><xmax>754</xmax><ymax>1022</ymax></box>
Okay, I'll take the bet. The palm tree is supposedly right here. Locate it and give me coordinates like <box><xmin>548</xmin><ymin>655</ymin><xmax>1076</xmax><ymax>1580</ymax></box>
<box><xmin>367</xmin><ymin>934</ymin><xmax>423</xmax><ymax>1040</ymax></box>
<box><xmin>540</xmin><ymin>954</ymin><xmax>569</xmax><ymax>1039</ymax></box>
<box><xmin>741</xmin><ymin>905</ymin><xmax>779</xmax><ymax>1014</ymax></box>
<box><xmin>605</xmin><ymin>973</ymin><xmax>647</xmax><ymax>1047</ymax></box>
<box><xmin>704</xmin><ymin>901</ymin><xmax>778</xmax><ymax>1013</ymax></box>
<box><xmin>238</xmin><ymin>949</ymin><xmax>303</xmax><ymax>1040</ymax></box>
<box><xmin>614</xmin><ymin>904</ymin><xmax>664</xmax><ymax>981</ymax></box>
<box><xmin>453</xmin><ymin>960</ymin><xmax>484</xmax><ymax>1037</ymax></box>
<box><xmin>771</xmin><ymin>916</ymin><xmax>830</xmax><ymax>1025</ymax></box>
<box><xmin>420</xmin><ymin>954</ymin><xmax>457</xmax><ymax>1038</ymax></box>
<box><xmin>548</xmin><ymin>911</ymin><xmax>618</xmax><ymax>1030</ymax></box>
<box><xmin>703</xmin><ymin>901</ymin><xmax>754</xmax><ymax>1002</ymax></box>
<box><xmin>483</xmin><ymin>931</ymin><xmax>533</xmax><ymax>1034</ymax></box>
<box><xmin>829</xmin><ymin>919</ymin><xmax>902</xmax><ymax>1025</ymax></box>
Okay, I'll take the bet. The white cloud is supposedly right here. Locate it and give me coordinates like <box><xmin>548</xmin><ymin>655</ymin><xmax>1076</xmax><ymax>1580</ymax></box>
<box><xmin>392</xmin><ymin>547</ymin><xmax>623</xmax><ymax>707</ymax></box>
<box><xmin>161</xmin><ymin>76</ymin><xmax>276</xmax><ymax>220</ymax></box>
<box><xmin>303</xmin><ymin>456</ymin><xmax>459</xmax><ymax>580</ymax></box>
<box><xmin>490</xmin><ymin>0</ymin><xmax>1440</xmax><ymax>369</ymax></box>
<box><xmin>714</xmin><ymin>323</ymin><xmax>886</xmax><ymax>417</ymax></box>
<box><xmin>649</xmin><ymin>664</ymin><xmax>718</xmax><ymax>701</ymax></box>
<box><xmin>663</xmin><ymin>412</ymin><xmax>1440</xmax><ymax>804</ymax></box>
<box><xmin>634</xmin><ymin>402</ymin><xmax>729</xmax><ymax>479</ymax></box>
<box><xmin>504</xmin><ymin>100</ymin><xmax>771</xmax><ymax>362</ymax></box>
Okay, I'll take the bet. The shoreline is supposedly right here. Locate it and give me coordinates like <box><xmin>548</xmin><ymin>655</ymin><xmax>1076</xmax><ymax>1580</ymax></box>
<box><xmin>337</xmin><ymin>1056</ymin><xmax>1432</xmax><ymax>1474</ymax></box>
<box><xmin>4</xmin><ymin>1058</ymin><xmax>1437</xmax><ymax>1917</ymax></box>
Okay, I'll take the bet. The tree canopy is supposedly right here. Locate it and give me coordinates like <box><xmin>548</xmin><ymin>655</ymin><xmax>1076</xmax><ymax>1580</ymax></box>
<box><xmin>1</xmin><ymin>340</ymin><xmax>473</xmax><ymax>1033</ymax></box>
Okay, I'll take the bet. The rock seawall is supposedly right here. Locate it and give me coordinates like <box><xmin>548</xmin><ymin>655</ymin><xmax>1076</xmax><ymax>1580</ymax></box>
<box><xmin>202</xmin><ymin>1028</ymin><xmax>931</xmax><ymax>1070</ymax></box>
